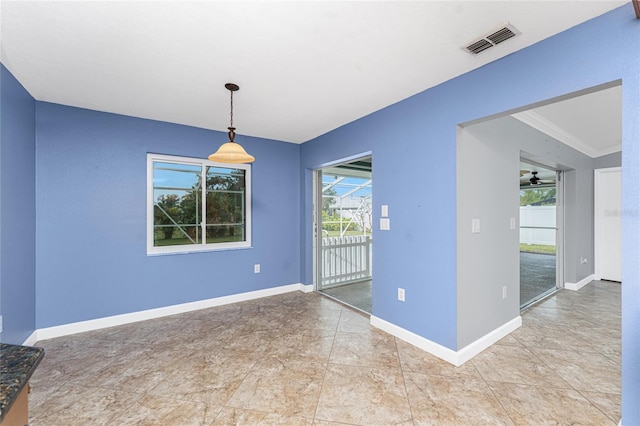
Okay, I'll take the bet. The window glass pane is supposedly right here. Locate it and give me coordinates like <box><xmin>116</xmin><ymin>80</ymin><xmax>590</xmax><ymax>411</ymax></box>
<box><xmin>153</xmin><ymin>162</ymin><xmax>202</xmax><ymax>247</ymax></box>
<box><xmin>205</xmin><ymin>167</ymin><xmax>246</xmax><ymax>243</ymax></box>
<box><xmin>148</xmin><ymin>155</ymin><xmax>250</xmax><ymax>254</ymax></box>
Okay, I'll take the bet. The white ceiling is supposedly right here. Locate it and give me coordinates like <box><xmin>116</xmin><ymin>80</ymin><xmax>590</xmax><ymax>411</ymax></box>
<box><xmin>0</xmin><ymin>1</ymin><xmax>626</xmax><ymax>146</ymax></box>
<box><xmin>512</xmin><ymin>85</ymin><xmax>622</xmax><ymax>158</ymax></box>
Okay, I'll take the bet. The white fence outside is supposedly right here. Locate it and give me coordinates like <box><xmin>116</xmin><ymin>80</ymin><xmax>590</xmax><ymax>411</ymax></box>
<box><xmin>520</xmin><ymin>205</ymin><xmax>556</xmax><ymax>246</ymax></box>
<box><xmin>321</xmin><ymin>235</ymin><xmax>371</xmax><ymax>288</ymax></box>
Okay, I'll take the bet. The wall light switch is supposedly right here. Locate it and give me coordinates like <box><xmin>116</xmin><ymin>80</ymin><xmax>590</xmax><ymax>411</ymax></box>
<box><xmin>380</xmin><ymin>218</ymin><xmax>390</xmax><ymax>231</ymax></box>
<box><xmin>0</xmin><ymin>315</ymin><xmax>3</xmax><ymax>334</ymax></box>
<box><xmin>381</xmin><ymin>205</ymin><xmax>389</xmax><ymax>217</ymax></box>
<box><xmin>471</xmin><ymin>219</ymin><xmax>481</xmax><ymax>234</ymax></box>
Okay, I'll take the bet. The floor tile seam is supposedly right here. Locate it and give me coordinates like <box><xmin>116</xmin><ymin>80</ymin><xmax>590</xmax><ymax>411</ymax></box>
<box><xmin>512</xmin><ymin>351</ymin><xmax>579</xmax><ymax>392</ymax></box>
<box><xmin>81</xmin><ymin>381</ymin><xmax>153</xmax><ymax>399</ymax></box>
<box><xmin>483</xmin><ymin>382</ymin><xmax>617</xmax><ymax>426</ymax></box>
<box><xmin>469</xmin><ymin>361</ymin><xmax>518</xmax><ymax>426</ymax></box>
<box><xmin>211</xmin><ymin>365</ymin><xmax>267</xmax><ymax>413</ymax></box>
<box><xmin>578</xmin><ymin>318</ymin><xmax>621</xmax><ymax>330</ymax></box>
<box><xmin>532</xmin><ymin>352</ymin><xmax>624</xmax><ymax>393</ymax></box>
<box><xmin>30</xmin><ymin>398</ymin><xmax>88</xmax><ymax>423</ymax></box>
<box><xmin>325</xmin><ymin>359</ymin><xmax>403</xmax><ymax>372</ymax></box>
<box><xmin>398</xmin><ymin>369</ymin><xmax>486</xmax><ymax>383</ymax></box>
<box><xmin>393</xmin><ymin>337</ymin><xmax>416</xmax><ymax>425</ymax></box>
<box><xmin>515</xmin><ymin>337</ymin><xmax>609</xmax><ymax>356</ymax></box>
<box><xmin>146</xmin><ymin>354</ymin><xmax>258</xmax><ymax>408</ymax></box>
<box><xmin>526</xmin><ymin>344</ymin><xmax>621</xmax><ymax>368</ymax></box>
<box><xmin>144</xmin><ymin>387</ymin><xmax>227</xmax><ymax>408</ymax></box>
<box><xmin>570</xmin><ymin>388</ymin><xmax>621</xmax><ymax>424</ymax></box>
<box><xmin>312</xmin><ymin>319</ymin><xmax>341</xmax><ymax>424</ymax></box>
<box><xmin>505</xmin><ymin>330</ymin><xmax>529</xmax><ymax>349</ymax></box>
<box><xmin>31</xmin><ymin>383</ymin><xmax>142</xmax><ymax>425</ymax></box>
<box><xmin>481</xmin><ymin>378</ymin><xmax>577</xmax><ymax>392</ymax></box>
<box><xmin>509</xmin><ymin>338</ymin><xmax>565</xmax><ymax>369</ymax></box>
<box><xmin>202</xmin><ymin>403</ymin><xmax>225</xmax><ymax>425</ymax></box>
<box><xmin>601</xmin><ymin>352</ymin><xmax>623</xmax><ymax>366</ymax></box>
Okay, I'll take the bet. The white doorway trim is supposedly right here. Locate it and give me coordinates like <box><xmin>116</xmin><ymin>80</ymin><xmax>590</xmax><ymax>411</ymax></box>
<box><xmin>556</xmin><ymin>170</ymin><xmax>565</xmax><ymax>289</ymax></box>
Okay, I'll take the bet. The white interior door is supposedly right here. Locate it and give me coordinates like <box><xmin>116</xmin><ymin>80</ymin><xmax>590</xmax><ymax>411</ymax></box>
<box><xmin>594</xmin><ymin>167</ymin><xmax>622</xmax><ymax>282</ymax></box>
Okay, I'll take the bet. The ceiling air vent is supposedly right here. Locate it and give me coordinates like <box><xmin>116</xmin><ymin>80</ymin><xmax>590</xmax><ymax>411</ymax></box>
<box><xmin>464</xmin><ymin>24</ymin><xmax>520</xmax><ymax>55</ymax></box>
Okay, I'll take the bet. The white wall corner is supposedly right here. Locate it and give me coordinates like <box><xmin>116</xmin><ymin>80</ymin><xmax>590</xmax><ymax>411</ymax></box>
<box><xmin>32</xmin><ymin>282</ymin><xmax>304</xmax><ymax>342</ymax></box>
<box><xmin>22</xmin><ymin>330</ymin><xmax>39</xmax><ymax>347</ymax></box>
<box><xmin>371</xmin><ymin>315</ymin><xmax>522</xmax><ymax>367</ymax></box>
<box><xmin>455</xmin><ymin>316</ymin><xmax>522</xmax><ymax>365</ymax></box>
<box><xmin>298</xmin><ymin>283</ymin><xmax>314</xmax><ymax>293</ymax></box>
<box><xmin>565</xmin><ymin>274</ymin><xmax>596</xmax><ymax>291</ymax></box>
<box><xmin>370</xmin><ymin>315</ymin><xmax>461</xmax><ymax>365</ymax></box>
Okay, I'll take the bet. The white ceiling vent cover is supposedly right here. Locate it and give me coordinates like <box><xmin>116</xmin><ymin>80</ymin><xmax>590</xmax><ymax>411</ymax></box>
<box><xmin>464</xmin><ymin>24</ymin><xmax>520</xmax><ymax>55</ymax></box>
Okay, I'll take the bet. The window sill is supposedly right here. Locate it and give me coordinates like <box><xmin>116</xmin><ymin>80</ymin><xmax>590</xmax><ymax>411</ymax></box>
<box><xmin>147</xmin><ymin>244</ymin><xmax>253</xmax><ymax>256</ymax></box>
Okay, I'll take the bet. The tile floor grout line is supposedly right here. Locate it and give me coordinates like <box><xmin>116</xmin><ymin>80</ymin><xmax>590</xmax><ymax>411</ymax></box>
<box><xmin>311</xmin><ymin>305</ymin><xmax>342</xmax><ymax>424</ymax></box>
<box><xmin>574</xmin><ymin>388</ymin><xmax>621</xmax><ymax>425</ymax></box>
<box><xmin>394</xmin><ymin>336</ymin><xmax>416</xmax><ymax>425</ymax></box>
<box><xmin>469</xmin><ymin>358</ymin><xmax>518</xmax><ymax>426</ymax></box>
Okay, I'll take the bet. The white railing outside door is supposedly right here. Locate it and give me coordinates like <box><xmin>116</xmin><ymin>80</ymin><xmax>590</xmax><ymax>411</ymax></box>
<box><xmin>321</xmin><ymin>235</ymin><xmax>371</xmax><ymax>289</ymax></box>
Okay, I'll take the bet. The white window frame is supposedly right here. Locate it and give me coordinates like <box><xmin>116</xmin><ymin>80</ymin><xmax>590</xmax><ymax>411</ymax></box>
<box><xmin>147</xmin><ymin>153</ymin><xmax>251</xmax><ymax>255</ymax></box>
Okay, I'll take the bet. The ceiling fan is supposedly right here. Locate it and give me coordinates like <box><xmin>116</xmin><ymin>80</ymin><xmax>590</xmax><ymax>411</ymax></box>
<box><xmin>528</xmin><ymin>171</ymin><xmax>555</xmax><ymax>186</ymax></box>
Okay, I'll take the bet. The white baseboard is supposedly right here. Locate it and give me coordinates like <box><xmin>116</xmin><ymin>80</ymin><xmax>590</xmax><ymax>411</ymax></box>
<box><xmin>23</xmin><ymin>331</ymin><xmax>39</xmax><ymax>346</ymax></box>
<box><xmin>28</xmin><ymin>283</ymin><xmax>306</xmax><ymax>344</ymax></box>
<box><xmin>370</xmin><ymin>315</ymin><xmax>522</xmax><ymax>366</ymax></box>
<box><xmin>456</xmin><ymin>316</ymin><xmax>522</xmax><ymax>365</ymax></box>
<box><xmin>565</xmin><ymin>274</ymin><xmax>595</xmax><ymax>291</ymax></box>
<box><xmin>299</xmin><ymin>283</ymin><xmax>314</xmax><ymax>293</ymax></box>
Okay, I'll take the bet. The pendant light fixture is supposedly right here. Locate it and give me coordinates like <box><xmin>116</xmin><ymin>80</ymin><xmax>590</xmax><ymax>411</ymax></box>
<box><xmin>208</xmin><ymin>83</ymin><xmax>255</xmax><ymax>164</ymax></box>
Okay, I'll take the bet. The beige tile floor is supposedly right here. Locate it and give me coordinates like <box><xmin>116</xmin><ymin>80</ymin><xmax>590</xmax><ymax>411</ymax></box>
<box><xmin>29</xmin><ymin>280</ymin><xmax>621</xmax><ymax>425</ymax></box>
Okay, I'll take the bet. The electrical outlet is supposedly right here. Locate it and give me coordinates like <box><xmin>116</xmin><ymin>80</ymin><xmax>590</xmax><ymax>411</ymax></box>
<box><xmin>398</xmin><ymin>288</ymin><xmax>405</xmax><ymax>302</ymax></box>
<box><xmin>471</xmin><ymin>219</ymin><xmax>480</xmax><ymax>234</ymax></box>
<box><xmin>254</xmin><ymin>264</ymin><xmax>261</xmax><ymax>273</ymax></box>
<box><xmin>502</xmin><ymin>286</ymin><xmax>507</xmax><ymax>299</ymax></box>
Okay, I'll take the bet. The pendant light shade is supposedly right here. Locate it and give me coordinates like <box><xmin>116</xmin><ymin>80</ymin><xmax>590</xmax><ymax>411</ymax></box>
<box><xmin>208</xmin><ymin>83</ymin><xmax>255</xmax><ymax>164</ymax></box>
<box><xmin>208</xmin><ymin>142</ymin><xmax>255</xmax><ymax>163</ymax></box>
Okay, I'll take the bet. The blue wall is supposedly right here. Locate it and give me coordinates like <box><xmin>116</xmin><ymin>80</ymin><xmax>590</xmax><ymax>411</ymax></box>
<box><xmin>301</xmin><ymin>97</ymin><xmax>460</xmax><ymax>349</ymax></box>
<box><xmin>35</xmin><ymin>102</ymin><xmax>301</xmax><ymax>327</ymax></box>
<box><xmin>301</xmin><ymin>5</ymin><xmax>639</xmax><ymax>423</ymax></box>
<box><xmin>0</xmin><ymin>65</ymin><xmax>37</xmax><ymax>344</ymax></box>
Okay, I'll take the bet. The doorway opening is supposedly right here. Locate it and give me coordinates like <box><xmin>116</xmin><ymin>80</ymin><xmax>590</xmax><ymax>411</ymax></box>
<box><xmin>315</xmin><ymin>156</ymin><xmax>372</xmax><ymax>313</ymax></box>
<box><xmin>519</xmin><ymin>161</ymin><xmax>561</xmax><ymax>309</ymax></box>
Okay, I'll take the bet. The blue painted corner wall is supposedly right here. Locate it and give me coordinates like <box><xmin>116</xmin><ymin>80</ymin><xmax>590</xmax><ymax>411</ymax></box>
<box><xmin>300</xmin><ymin>5</ymin><xmax>639</xmax><ymax>423</ymax></box>
<box><xmin>35</xmin><ymin>103</ymin><xmax>301</xmax><ymax>328</ymax></box>
<box><xmin>0</xmin><ymin>65</ymin><xmax>37</xmax><ymax>344</ymax></box>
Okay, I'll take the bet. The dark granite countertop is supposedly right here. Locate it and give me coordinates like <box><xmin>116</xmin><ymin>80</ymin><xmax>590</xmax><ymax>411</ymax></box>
<box><xmin>0</xmin><ymin>343</ymin><xmax>45</xmax><ymax>421</ymax></box>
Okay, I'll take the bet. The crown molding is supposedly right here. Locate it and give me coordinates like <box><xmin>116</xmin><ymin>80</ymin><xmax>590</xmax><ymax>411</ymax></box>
<box><xmin>512</xmin><ymin>110</ymin><xmax>620</xmax><ymax>159</ymax></box>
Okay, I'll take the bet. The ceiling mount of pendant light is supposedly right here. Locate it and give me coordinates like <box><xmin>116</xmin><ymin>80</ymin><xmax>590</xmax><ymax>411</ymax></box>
<box><xmin>208</xmin><ymin>83</ymin><xmax>255</xmax><ymax>164</ymax></box>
